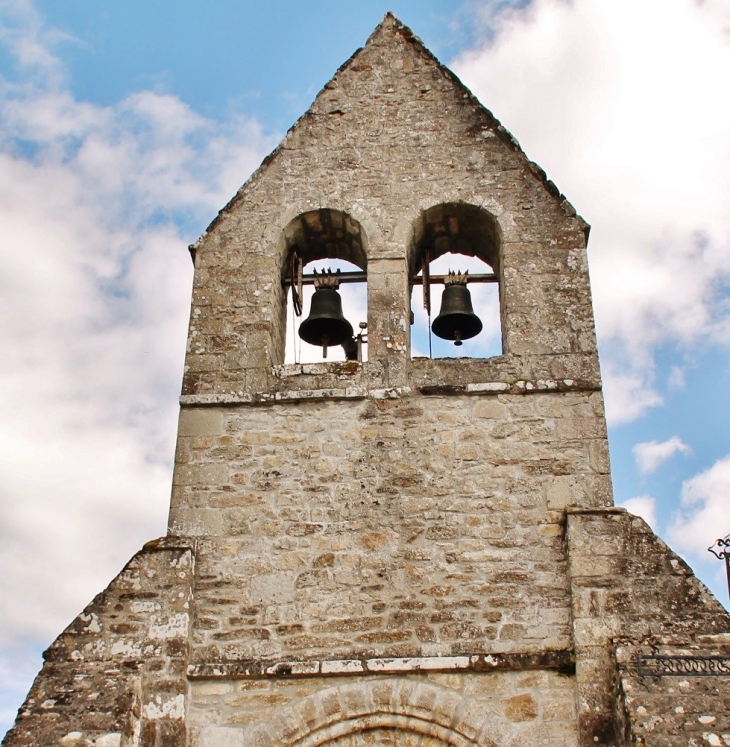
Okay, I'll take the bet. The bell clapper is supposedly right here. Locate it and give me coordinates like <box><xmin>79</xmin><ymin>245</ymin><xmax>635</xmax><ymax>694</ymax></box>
<box><xmin>322</xmin><ymin>335</ymin><xmax>329</xmax><ymax>359</ymax></box>
<box><xmin>454</xmin><ymin>331</ymin><xmax>462</xmax><ymax>346</ymax></box>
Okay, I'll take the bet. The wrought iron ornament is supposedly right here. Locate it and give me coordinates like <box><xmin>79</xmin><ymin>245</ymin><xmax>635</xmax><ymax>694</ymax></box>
<box><xmin>707</xmin><ymin>536</ymin><xmax>730</xmax><ymax>603</ymax></box>
<box><xmin>637</xmin><ymin>654</ymin><xmax>730</xmax><ymax>677</ymax></box>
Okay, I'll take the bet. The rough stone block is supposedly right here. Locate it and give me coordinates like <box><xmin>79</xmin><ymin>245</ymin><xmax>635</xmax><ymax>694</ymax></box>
<box><xmin>503</xmin><ymin>693</ymin><xmax>538</xmax><ymax>722</ymax></box>
<box><xmin>178</xmin><ymin>410</ymin><xmax>225</xmax><ymax>437</ymax></box>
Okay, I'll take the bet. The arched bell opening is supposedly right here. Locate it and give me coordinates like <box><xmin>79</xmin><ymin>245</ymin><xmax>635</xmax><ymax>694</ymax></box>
<box><xmin>409</xmin><ymin>202</ymin><xmax>502</xmax><ymax>360</ymax></box>
<box><xmin>281</xmin><ymin>209</ymin><xmax>368</xmax><ymax>364</ymax></box>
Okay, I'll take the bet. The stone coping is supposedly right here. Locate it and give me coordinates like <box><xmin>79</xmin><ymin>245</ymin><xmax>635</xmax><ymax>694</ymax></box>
<box><xmin>187</xmin><ymin>650</ymin><xmax>574</xmax><ymax>680</ymax></box>
<box><xmin>565</xmin><ymin>506</ymin><xmax>627</xmax><ymax>516</ymax></box>
<box><xmin>273</xmin><ymin>362</ymin><xmax>364</xmax><ymax>378</ymax></box>
<box><xmin>180</xmin><ymin>378</ymin><xmax>597</xmax><ymax>407</ymax></box>
<box><xmin>418</xmin><ymin>378</ymin><xmax>594</xmax><ymax>395</ymax></box>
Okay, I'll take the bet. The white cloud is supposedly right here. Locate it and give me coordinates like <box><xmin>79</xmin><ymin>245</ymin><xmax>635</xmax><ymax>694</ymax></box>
<box><xmin>633</xmin><ymin>436</ymin><xmax>692</xmax><ymax>475</ymax></box>
<box><xmin>600</xmin><ymin>366</ymin><xmax>664</xmax><ymax>426</ymax></box>
<box><xmin>619</xmin><ymin>495</ymin><xmax>658</xmax><ymax>531</ymax></box>
<box><xmin>453</xmin><ymin>0</ymin><xmax>730</xmax><ymax>423</ymax></box>
<box><xmin>669</xmin><ymin>455</ymin><xmax>730</xmax><ymax>560</ymax></box>
<box><xmin>0</xmin><ymin>0</ymin><xmax>276</xmax><ymax>703</ymax></box>
<box><xmin>0</xmin><ymin>0</ymin><xmax>71</xmax><ymax>85</ymax></box>
<box><xmin>668</xmin><ymin>365</ymin><xmax>686</xmax><ymax>391</ymax></box>
<box><xmin>0</xmin><ymin>9</ymin><xmax>277</xmax><ymax>730</ymax></box>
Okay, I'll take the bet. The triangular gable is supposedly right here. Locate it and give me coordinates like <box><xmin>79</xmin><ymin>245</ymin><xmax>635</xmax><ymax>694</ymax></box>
<box><xmin>198</xmin><ymin>13</ymin><xmax>583</xmax><ymax>245</ymax></box>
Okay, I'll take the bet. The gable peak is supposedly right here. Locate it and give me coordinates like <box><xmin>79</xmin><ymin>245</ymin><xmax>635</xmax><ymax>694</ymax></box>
<box><xmin>366</xmin><ymin>12</ymin><xmax>420</xmax><ymax>48</ymax></box>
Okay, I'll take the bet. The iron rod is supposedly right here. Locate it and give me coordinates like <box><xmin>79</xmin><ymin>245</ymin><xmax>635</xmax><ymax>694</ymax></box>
<box><xmin>285</xmin><ymin>272</ymin><xmax>498</xmax><ymax>287</ymax></box>
<box><xmin>413</xmin><ymin>273</ymin><xmax>498</xmax><ymax>285</ymax></box>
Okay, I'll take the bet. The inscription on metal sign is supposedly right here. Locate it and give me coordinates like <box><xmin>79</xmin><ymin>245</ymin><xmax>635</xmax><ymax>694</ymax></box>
<box><xmin>637</xmin><ymin>654</ymin><xmax>730</xmax><ymax>677</ymax></box>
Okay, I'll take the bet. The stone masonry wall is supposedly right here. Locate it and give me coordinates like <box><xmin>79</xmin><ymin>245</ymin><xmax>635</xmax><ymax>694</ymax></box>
<box><xmin>182</xmin><ymin>15</ymin><xmax>597</xmax><ymax>398</ymax></box>
<box><xmin>169</xmin><ymin>387</ymin><xmax>611</xmax><ymax>666</ymax></box>
<box><xmin>567</xmin><ymin>509</ymin><xmax>730</xmax><ymax>745</ymax></box>
<box><xmin>187</xmin><ymin>670</ymin><xmax>579</xmax><ymax>747</ymax></box>
<box><xmin>170</xmin><ymin>12</ymin><xmax>610</xmax><ymax>701</ymax></box>
<box><xmin>616</xmin><ymin>638</ymin><xmax>730</xmax><ymax>747</ymax></box>
<box><xmin>2</xmin><ymin>539</ymin><xmax>194</xmax><ymax>747</ymax></box>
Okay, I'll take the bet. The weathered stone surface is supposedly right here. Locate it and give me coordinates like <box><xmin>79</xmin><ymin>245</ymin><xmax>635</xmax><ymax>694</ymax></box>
<box><xmin>5</xmin><ymin>13</ymin><xmax>729</xmax><ymax>747</ymax></box>
<box><xmin>181</xmin><ymin>13</ymin><xmax>596</xmax><ymax>397</ymax></box>
<box><xmin>164</xmin><ymin>389</ymin><xmax>607</xmax><ymax>663</ymax></box>
<box><xmin>616</xmin><ymin>640</ymin><xmax>730</xmax><ymax>747</ymax></box>
<box><xmin>3</xmin><ymin>540</ymin><xmax>193</xmax><ymax>747</ymax></box>
<box><xmin>567</xmin><ymin>509</ymin><xmax>730</xmax><ymax>745</ymax></box>
<box><xmin>187</xmin><ymin>672</ymin><xmax>578</xmax><ymax>746</ymax></box>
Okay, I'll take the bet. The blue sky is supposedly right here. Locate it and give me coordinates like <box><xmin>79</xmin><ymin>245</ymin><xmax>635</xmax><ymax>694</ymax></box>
<box><xmin>1</xmin><ymin>0</ymin><xmax>729</xmax><ymax>737</ymax></box>
<box><xmin>28</xmin><ymin>1</ymin><xmax>470</xmax><ymax>129</ymax></box>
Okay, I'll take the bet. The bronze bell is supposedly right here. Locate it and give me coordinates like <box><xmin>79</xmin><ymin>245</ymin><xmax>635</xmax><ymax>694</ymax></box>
<box><xmin>432</xmin><ymin>272</ymin><xmax>483</xmax><ymax>346</ymax></box>
<box><xmin>298</xmin><ymin>274</ymin><xmax>354</xmax><ymax>357</ymax></box>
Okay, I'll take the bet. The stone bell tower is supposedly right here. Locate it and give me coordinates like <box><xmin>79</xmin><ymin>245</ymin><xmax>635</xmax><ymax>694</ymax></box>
<box><xmin>5</xmin><ymin>13</ymin><xmax>730</xmax><ymax>747</ymax></box>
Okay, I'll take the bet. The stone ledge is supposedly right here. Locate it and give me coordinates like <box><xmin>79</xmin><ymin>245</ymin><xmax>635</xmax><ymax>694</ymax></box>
<box><xmin>180</xmin><ymin>388</ymin><xmax>368</xmax><ymax>406</ymax></box>
<box><xmin>566</xmin><ymin>507</ymin><xmax>627</xmax><ymax>516</ymax></box>
<box><xmin>180</xmin><ymin>378</ymin><xmax>600</xmax><ymax>406</ymax></box>
<box><xmin>273</xmin><ymin>362</ymin><xmax>362</xmax><ymax>378</ymax></box>
<box><xmin>187</xmin><ymin>650</ymin><xmax>574</xmax><ymax>680</ymax></box>
<box><xmin>179</xmin><ymin>387</ymin><xmax>420</xmax><ymax>406</ymax></box>
<box><xmin>142</xmin><ymin>535</ymin><xmax>197</xmax><ymax>553</ymax></box>
<box><xmin>419</xmin><ymin>379</ymin><xmax>599</xmax><ymax>396</ymax></box>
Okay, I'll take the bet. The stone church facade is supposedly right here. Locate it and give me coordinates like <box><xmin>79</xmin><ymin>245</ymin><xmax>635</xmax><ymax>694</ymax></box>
<box><xmin>4</xmin><ymin>14</ymin><xmax>729</xmax><ymax>747</ymax></box>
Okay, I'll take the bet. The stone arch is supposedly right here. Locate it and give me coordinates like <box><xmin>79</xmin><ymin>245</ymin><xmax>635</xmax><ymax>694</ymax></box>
<box><xmin>281</xmin><ymin>208</ymin><xmax>369</xmax><ymax>274</ymax></box>
<box><xmin>293</xmin><ymin>714</ymin><xmax>477</xmax><ymax>746</ymax></box>
<box><xmin>243</xmin><ymin>679</ymin><xmax>506</xmax><ymax>747</ymax></box>
<box><xmin>407</xmin><ymin>202</ymin><xmax>503</xmax><ymax>357</ymax></box>
<box><xmin>276</xmin><ymin>208</ymin><xmax>369</xmax><ymax>363</ymax></box>
<box><xmin>408</xmin><ymin>202</ymin><xmax>501</xmax><ymax>276</ymax></box>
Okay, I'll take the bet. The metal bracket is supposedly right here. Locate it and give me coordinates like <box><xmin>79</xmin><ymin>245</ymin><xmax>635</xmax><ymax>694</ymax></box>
<box><xmin>289</xmin><ymin>249</ymin><xmax>303</xmax><ymax>316</ymax></box>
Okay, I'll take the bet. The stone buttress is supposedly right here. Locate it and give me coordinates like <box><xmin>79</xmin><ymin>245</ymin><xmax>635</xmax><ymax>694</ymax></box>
<box><xmin>4</xmin><ymin>14</ymin><xmax>729</xmax><ymax>747</ymax></box>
